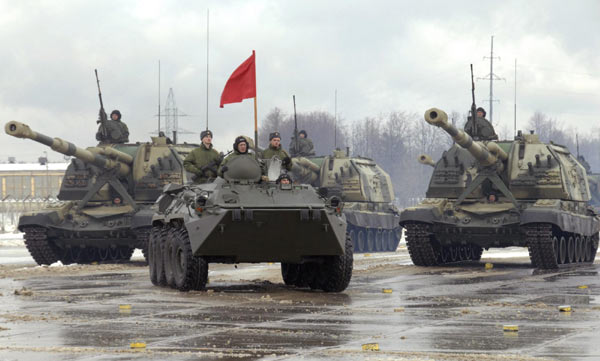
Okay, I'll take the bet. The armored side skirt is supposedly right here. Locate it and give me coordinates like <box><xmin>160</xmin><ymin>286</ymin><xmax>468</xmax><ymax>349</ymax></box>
<box><xmin>184</xmin><ymin>208</ymin><xmax>347</xmax><ymax>263</ymax></box>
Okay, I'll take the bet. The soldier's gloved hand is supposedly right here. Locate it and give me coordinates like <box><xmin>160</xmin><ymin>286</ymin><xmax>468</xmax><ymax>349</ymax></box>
<box><xmin>221</xmin><ymin>166</ymin><xmax>228</xmax><ymax>173</ymax></box>
<box><xmin>282</xmin><ymin>157</ymin><xmax>291</xmax><ymax>166</ymax></box>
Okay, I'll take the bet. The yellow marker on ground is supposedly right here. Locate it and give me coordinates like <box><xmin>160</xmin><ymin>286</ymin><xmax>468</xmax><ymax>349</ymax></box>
<box><xmin>364</xmin><ymin>253</ymin><xmax>371</xmax><ymax>257</ymax></box>
<box><xmin>130</xmin><ymin>342</ymin><xmax>146</xmax><ymax>349</ymax></box>
<box><xmin>382</xmin><ymin>288</ymin><xmax>393</xmax><ymax>294</ymax></box>
<box><xmin>362</xmin><ymin>343</ymin><xmax>379</xmax><ymax>351</ymax></box>
<box><xmin>503</xmin><ymin>325</ymin><xmax>519</xmax><ymax>332</ymax></box>
<box><xmin>485</xmin><ymin>263</ymin><xmax>493</xmax><ymax>270</ymax></box>
<box><xmin>394</xmin><ymin>307</ymin><xmax>405</xmax><ymax>312</ymax></box>
<box><xmin>578</xmin><ymin>285</ymin><xmax>588</xmax><ymax>289</ymax></box>
<box><xmin>558</xmin><ymin>305</ymin><xmax>572</xmax><ymax>312</ymax></box>
<box><xmin>119</xmin><ymin>304</ymin><xmax>132</xmax><ymax>310</ymax></box>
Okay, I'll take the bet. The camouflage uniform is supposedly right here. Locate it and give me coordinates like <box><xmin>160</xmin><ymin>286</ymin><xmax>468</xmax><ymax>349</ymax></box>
<box><xmin>262</xmin><ymin>145</ymin><xmax>292</xmax><ymax>171</ymax></box>
<box><xmin>184</xmin><ymin>144</ymin><xmax>221</xmax><ymax>183</ymax></box>
<box><xmin>463</xmin><ymin>116</ymin><xmax>498</xmax><ymax>141</ymax></box>
<box><xmin>96</xmin><ymin>120</ymin><xmax>129</xmax><ymax>144</ymax></box>
<box><xmin>289</xmin><ymin>137</ymin><xmax>315</xmax><ymax>157</ymax></box>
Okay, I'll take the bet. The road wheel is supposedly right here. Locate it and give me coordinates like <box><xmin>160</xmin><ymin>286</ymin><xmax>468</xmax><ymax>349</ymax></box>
<box><xmin>357</xmin><ymin>230</ymin><xmax>366</xmax><ymax>253</ymax></box>
<box><xmin>367</xmin><ymin>229</ymin><xmax>375</xmax><ymax>252</ymax></box>
<box><xmin>348</xmin><ymin>229</ymin><xmax>357</xmax><ymax>253</ymax></box>
<box><xmin>172</xmin><ymin>227</ymin><xmax>203</xmax><ymax>291</ymax></box>
<box><xmin>583</xmin><ymin>236</ymin><xmax>592</xmax><ymax>262</ymax></box>
<box><xmin>440</xmin><ymin>246</ymin><xmax>450</xmax><ymax>263</ymax></box>
<box><xmin>471</xmin><ymin>245</ymin><xmax>483</xmax><ymax>261</ymax></box>
<box><xmin>281</xmin><ymin>263</ymin><xmax>301</xmax><ymax>286</ymax></box>
<box><xmin>318</xmin><ymin>233</ymin><xmax>353</xmax><ymax>292</ymax></box>
<box><xmin>558</xmin><ymin>236</ymin><xmax>567</xmax><ymax>264</ymax></box>
<box><xmin>567</xmin><ymin>236</ymin><xmax>575</xmax><ymax>263</ymax></box>
<box><xmin>118</xmin><ymin>247</ymin><xmax>134</xmax><ymax>261</ymax></box>
<box><xmin>99</xmin><ymin>248</ymin><xmax>110</xmax><ymax>262</ymax></box>
<box><xmin>375</xmin><ymin>231</ymin><xmax>383</xmax><ymax>252</ymax></box>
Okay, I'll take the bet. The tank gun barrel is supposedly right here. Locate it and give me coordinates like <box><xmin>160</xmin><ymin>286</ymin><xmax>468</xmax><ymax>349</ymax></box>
<box><xmin>5</xmin><ymin>121</ymin><xmax>131</xmax><ymax>176</ymax></box>
<box><xmin>424</xmin><ymin>108</ymin><xmax>506</xmax><ymax>167</ymax></box>
<box><xmin>418</xmin><ymin>154</ymin><xmax>436</xmax><ymax>167</ymax></box>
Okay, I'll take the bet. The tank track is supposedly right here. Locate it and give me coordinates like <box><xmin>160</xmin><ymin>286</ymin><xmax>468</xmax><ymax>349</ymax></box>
<box><xmin>22</xmin><ymin>226</ymin><xmax>60</xmax><ymax>266</ymax></box>
<box><xmin>349</xmin><ymin>224</ymin><xmax>401</xmax><ymax>253</ymax></box>
<box><xmin>526</xmin><ymin>223</ymin><xmax>598</xmax><ymax>269</ymax></box>
<box><xmin>404</xmin><ymin>222</ymin><xmax>484</xmax><ymax>266</ymax></box>
<box><xmin>134</xmin><ymin>227</ymin><xmax>151</xmax><ymax>263</ymax></box>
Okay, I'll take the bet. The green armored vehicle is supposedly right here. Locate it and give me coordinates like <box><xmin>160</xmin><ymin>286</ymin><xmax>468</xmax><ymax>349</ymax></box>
<box><xmin>291</xmin><ymin>150</ymin><xmax>400</xmax><ymax>253</ymax></box>
<box><xmin>577</xmin><ymin>155</ymin><xmax>600</xmax><ymax>209</ymax></box>
<box><xmin>149</xmin><ymin>155</ymin><xmax>352</xmax><ymax>292</ymax></box>
<box><xmin>399</xmin><ymin>108</ymin><xmax>599</xmax><ymax>269</ymax></box>
<box><xmin>5</xmin><ymin>121</ymin><xmax>190</xmax><ymax>265</ymax></box>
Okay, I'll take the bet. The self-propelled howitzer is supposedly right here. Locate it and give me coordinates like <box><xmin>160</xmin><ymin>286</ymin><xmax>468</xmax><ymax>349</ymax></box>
<box><xmin>399</xmin><ymin>109</ymin><xmax>599</xmax><ymax>269</ymax></box>
<box><xmin>5</xmin><ymin>121</ymin><xmax>189</xmax><ymax>265</ymax></box>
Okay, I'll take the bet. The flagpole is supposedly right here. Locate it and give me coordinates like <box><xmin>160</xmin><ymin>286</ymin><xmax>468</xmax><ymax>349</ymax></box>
<box><xmin>253</xmin><ymin>50</ymin><xmax>258</xmax><ymax>151</ymax></box>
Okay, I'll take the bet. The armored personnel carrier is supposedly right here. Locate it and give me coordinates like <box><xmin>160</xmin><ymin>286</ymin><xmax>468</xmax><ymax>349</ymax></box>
<box><xmin>291</xmin><ymin>150</ymin><xmax>400</xmax><ymax>253</ymax></box>
<box><xmin>5</xmin><ymin>121</ymin><xmax>190</xmax><ymax>265</ymax></box>
<box><xmin>399</xmin><ymin>108</ymin><xmax>599</xmax><ymax>269</ymax></box>
<box><xmin>148</xmin><ymin>155</ymin><xmax>352</xmax><ymax>292</ymax></box>
<box><xmin>577</xmin><ymin>155</ymin><xmax>600</xmax><ymax>209</ymax></box>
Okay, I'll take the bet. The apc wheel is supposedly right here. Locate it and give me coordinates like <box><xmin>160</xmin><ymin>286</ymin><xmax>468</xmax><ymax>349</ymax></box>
<box><xmin>567</xmin><ymin>236</ymin><xmax>575</xmax><ymax>263</ymax></box>
<box><xmin>155</xmin><ymin>227</ymin><xmax>168</xmax><ymax>286</ymax></box>
<box><xmin>149</xmin><ymin>226</ymin><xmax>160</xmax><ymax>286</ymax></box>
<box><xmin>357</xmin><ymin>230</ymin><xmax>366</xmax><ymax>253</ymax></box>
<box><xmin>164</xmin><ymin>227</ymin><xmax>177</xmax><ymax>287</ymax></box>
<box><xmin>450</xmin><ymin>246</ymin><xmax>459</xmax><ymax>262</ymax></box>
<box><xmin>440</xmin><ymin>247</ymin><xmax>450</xmax><ymax>263</ymax></box>
<box><xmin>366</xmin><ymin>229</ymin><xmax>375</xmax><ymax>252</ymax></box>
<box><xmin>172</xmin><ymin>227</ymin><xmax>205</xmax><ymax>291</ymax></box>
<box><xmin>318</xmin><ymin>233</ymin><xmax>353</xmax><ymax>292</ymax></box>
<box><xmin>281</xmin><ymin>263</ymin><xmax>301</xmax><ymax>286</ymax></box>
<box><xmin>558</xmin><ymin>236</ymin><xmax>567</xmax><ymax>264</ymax></box>
<box><xmin>295</xmin><ymin>263</ymin><xmax>318</xmax><ymax>288</ymax></box>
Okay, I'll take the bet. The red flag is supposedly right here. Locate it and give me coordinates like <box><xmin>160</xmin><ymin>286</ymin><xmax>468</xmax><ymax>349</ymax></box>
<box><xmin>220</xmin><ymin>50</ymin><xmax>256</xmax><ymax>108</ymax></box>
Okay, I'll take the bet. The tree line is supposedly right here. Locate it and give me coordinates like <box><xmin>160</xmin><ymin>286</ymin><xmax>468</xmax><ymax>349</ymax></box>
<box><xmin>260</xmin><ymin>107</ymin><xmax>600</xmax><ymax>207</ymax></box>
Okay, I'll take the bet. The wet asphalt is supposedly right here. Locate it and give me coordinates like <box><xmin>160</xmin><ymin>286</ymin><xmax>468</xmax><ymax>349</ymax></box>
<box><xmin>0</xmin><ymin>242</ymin><xmax>598</xmax><ymax>361</ymax></box>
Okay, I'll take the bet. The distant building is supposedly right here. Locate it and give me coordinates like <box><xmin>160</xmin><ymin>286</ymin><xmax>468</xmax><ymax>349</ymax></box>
<box><xmin>0</xmin><ymin>163</ymin><xmax>68</xmax><ymax>200</ymax></box>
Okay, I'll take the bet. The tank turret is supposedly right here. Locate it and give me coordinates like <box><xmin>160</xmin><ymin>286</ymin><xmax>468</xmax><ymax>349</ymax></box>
<box><xmin>5</xmin><ymin>121</ymin><xmax>132</xmax><ymax>176</ymax></box>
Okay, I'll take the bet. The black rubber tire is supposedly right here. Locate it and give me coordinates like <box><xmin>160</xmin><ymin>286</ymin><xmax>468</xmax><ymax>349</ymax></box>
<box><xmin>156</xmin><ymin>227</ymin><xmax>168</xmax><ymax>286</ymax></box>
<box><xmin>295</xmin><ymin>263</ymin><xmax>317</xmax><ymax>288</ymax></box>
<box><xmin>583</xmin><ymin>236</ymin><xmax>592</xmax><ymax>262</ymax></box>
<box><xmin>164</xmin><ymin>227</ymin><xmax>177</xmax><ymax>287</ymax></box>
<box><xmin>318</xmin><ymin>233</ymin><xmax>354</xmax><ymax>292</ymax></box>
<box><xmin>281</xmin><ymin>263</ymin><xmax>301</xmax><ymax>286</ymax></box>
<box><xmin>149</xmin><ymin>226</ymin><xmax>160</xmax><ymax>286</ymax></box>
<box><xmin>171</xmin><ymin>227</ymin><xmax>205</xmax><ymax>291</ymax></box>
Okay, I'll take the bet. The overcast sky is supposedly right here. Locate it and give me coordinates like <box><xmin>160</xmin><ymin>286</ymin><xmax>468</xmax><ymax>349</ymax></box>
<box><xmin>1</xmin><ymin>0</ymin><xmax>598</xmax><ymax>162</ymax></box>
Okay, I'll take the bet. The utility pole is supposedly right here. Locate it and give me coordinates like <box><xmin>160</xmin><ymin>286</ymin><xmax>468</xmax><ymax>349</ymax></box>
<box><xmin>478</xmin><ymin>35</ymin><xmax>504</xmax><ymax>125</ymax></box>
<box><xmin>334</xmin><ymin>89</ymin><xmax>337</xmax><ymax>149</ymax></box>
<box><xmin>514</xmin><ymin>58</ymin><xmax>517</xmax><ymax>137</ymax></box>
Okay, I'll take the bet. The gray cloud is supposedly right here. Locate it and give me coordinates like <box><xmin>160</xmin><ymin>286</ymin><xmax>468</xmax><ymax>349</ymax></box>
<box><xmin>0</xmin><ymin>0</ymin><xmax>598</xmax><ymax>161</ymax></box>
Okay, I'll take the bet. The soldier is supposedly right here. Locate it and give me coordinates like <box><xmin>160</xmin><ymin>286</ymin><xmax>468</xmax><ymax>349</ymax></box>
<box><xmin>184</xmin><ymin>130</ymin><xmax>221</xmax><ymax>184</ymax></box>
<box><xmin>96</xmin><ymin>110</ymin><xmax>130</xmax><ymax>144</ymax></box>
<box><xmin>289</xmin><ymin>129</ymin><xmax>316</xmax><ymax>157</ymax></box>
<box><xmin>218</xmin><ymin>136</ymin><xmax>253</xmax><ymax>177</ymax></box>
<box><xmin>262</xmin><ymin>131</ymin><xmax>292</xmax><ymax>171</ymax></box>
<box><xmin>463</xmin><ymin>107</ymin><xmax>498</xmax><ymax>141</ymax></box>
<box><xmin>276</xmin><ymin>173</ymin><xmax>292</xmax><ymax>185</ymax></box>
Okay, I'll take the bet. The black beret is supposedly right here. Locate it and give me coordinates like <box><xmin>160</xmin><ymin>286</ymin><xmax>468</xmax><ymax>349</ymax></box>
<box><xmin>299</xmin><ymin>130</ymin><xmax>307</xmax><ymax>137</ymax></box>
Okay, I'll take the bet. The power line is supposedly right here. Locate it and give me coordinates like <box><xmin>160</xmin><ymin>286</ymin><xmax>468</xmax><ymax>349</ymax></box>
<box><xmin>477</xmin><ymin>35</ymin><xmax>505</xmax><ymax>125</ymax></box>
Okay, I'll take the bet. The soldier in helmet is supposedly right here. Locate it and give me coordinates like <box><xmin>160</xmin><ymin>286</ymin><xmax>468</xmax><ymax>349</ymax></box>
<box><xmin>463</xmin><ymin>107</ymin><xmax>498</xmax><ymax>141</ymax></box>
<box><xmin>96</xmin><ymin>110</ymin><xmax>130</xmax><ymax>144</ymax></box>
<box><xmin>262</xmin><ymin>131</ymin><xmax>292</xmax><ymax>171</ymax></box>
<box><xmin>218</xmin><ymin>136</ymin><xmax>253</xmax><ymax>177</ymax></box>
<box><xmin>289</xmin><ymin>129</ymin><xmax>316</xmax><ymax>157</ymax></box>
<box><xmin>184</xmin><ymin>130</ymin><xmax>221</xmax><ymax>183</ymax></box>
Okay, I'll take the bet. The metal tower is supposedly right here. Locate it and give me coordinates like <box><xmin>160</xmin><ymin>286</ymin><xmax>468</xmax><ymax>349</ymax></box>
<box><xmin>154</xmin><ymin>88</ymin><xmax>195</xmax><ymax>138</ymax></box>
<box><xmin>478</xmin><ymin>36</ymin><xmax>504</xmax><ymax>124</ymax></box>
